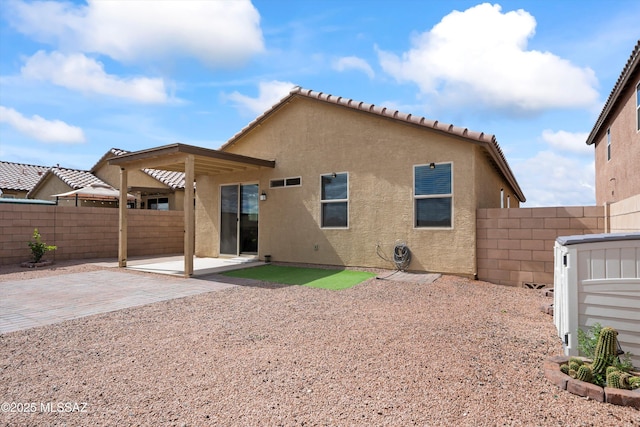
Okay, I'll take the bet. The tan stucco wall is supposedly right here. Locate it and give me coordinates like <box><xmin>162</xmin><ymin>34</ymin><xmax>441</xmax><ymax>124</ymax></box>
<box><xmin>594</xmin><ymin>75</ymin><xmax>640</xmax><ymax>205</ymax></box>
<box><xmin>200</xmin><ymin>97</ymin><xmax>518</xmax><ymax>276</ymax></box>
<box><xmin>30</xmin><ymin>176</ymin><xmax>72</xmax><ymax>200</ymax></box>
<box><xmin>473</xmin><ymin>147</ymin><xmax>520</xmax><ymax>209</ymax></box>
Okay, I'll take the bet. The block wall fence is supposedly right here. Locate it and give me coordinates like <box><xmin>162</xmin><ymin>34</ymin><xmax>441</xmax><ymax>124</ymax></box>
<box><xmin>0</xmin><ymin>204</ymin><xmax>183</xmax><ymax>267</ymax></box>
<box><xmin>477</xmin><ymin>206</ymin><xmax>605</xmax><ymax>287</ymax></box>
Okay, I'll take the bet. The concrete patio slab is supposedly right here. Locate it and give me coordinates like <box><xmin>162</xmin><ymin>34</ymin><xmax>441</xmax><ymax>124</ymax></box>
<box><xmin>0</xmin><ymin>269</ymin><xmax>250</xmax><ymax>334</ymax></box>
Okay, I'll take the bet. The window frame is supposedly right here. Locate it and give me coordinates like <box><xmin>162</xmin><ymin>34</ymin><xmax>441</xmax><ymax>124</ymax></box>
<box><xmin>270</xmin><ymin>176</ymin><xmax>302</xmax><ymax>189</ymax></box>
<box><xmin>320</xmin><ymin>172</ymin><xmax>349</xmax><ymax>229</ymax></box>
<box><xmin>413</xmin><ymin>162</ymin><xmax>454</xmax><ymax>229</ymax></box>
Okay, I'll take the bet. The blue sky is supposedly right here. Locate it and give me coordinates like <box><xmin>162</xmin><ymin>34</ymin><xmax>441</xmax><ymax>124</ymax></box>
<box><xmin>1</xmin><ymin>0</ymin><xmax>638</xmax><ymax>206</ymax></box>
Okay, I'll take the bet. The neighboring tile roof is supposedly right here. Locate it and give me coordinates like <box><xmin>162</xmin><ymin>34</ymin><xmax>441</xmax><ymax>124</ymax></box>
<box><xmin>93</xmin><ymin>148</ymin><xmax>185</xmax><ymax>190</ymax></box>
<box><xmin>586</xmin><ymin>39</ymin><xmax>640</xmax><ymax>145</ymax></box>
<box><xmin>222</xmin><ymin>86</ymin><xmax>525</xmax><ymax>202</ymax></box>
<box><xmin>0</xmin><ymin>161</ymin><xmax>49</xmax><ymax>191</ymax></box>
<box><xmin>27</xmin><ymin>167</ymin><xmax>108</xmax><ymax>198</ymax></box>
<box><xmin>49</xmin><ymin>167</ymin><xmax>106</xmax><ymax>188</ymax></box>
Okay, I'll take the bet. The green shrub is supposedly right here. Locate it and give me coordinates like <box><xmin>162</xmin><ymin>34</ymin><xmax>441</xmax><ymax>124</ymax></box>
<box><xmin>27</xmin><ymin>228</ymin><xmax>57</xmax><ymax>263</ymax></box>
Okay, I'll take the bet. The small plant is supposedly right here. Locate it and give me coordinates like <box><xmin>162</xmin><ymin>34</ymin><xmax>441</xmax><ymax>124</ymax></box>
<box><xmin>565</xmin><ymin>324</ymin><xmax>639</xmax><ymax>389</ymax></box>
<box><xmin>577</xmin><ymin>322</ymin><xmax>603</xmax><ymax>359</ymax></box>
<box><xmin>27</xmin><ymin>228</ymin><xmax>57</xmax><ymax>263</ymax></box>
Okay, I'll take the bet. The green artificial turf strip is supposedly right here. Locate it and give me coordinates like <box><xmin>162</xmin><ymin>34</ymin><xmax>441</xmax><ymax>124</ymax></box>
<box><xmin>223</xmin><ymin>265</ymin><xmax>375</xmax><ymax>290</ymax></box>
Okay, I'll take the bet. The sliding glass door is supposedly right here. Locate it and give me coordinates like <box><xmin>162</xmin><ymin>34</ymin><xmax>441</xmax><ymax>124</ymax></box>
<box><xmin>220</xmin><ymin>184</ymin><xmax>259</xmax><ymax>255</ymax></box>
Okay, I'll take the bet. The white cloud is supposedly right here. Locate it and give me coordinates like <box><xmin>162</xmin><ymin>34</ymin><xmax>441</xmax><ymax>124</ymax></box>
<box><xmin>541</xmin><ymin>130</ymin><xmax>592</xmax><ymax>155</ymax></box>
<box><xmin>333</xmin><ymin>56</ymin><xmax>375</xmax><ymax>79</ymax></box>
<box><xmin>0</xmin><ymin>106</ymin><xmax>85</xmax><ymax>143</ymax></box>
<box><xmin>21</xmin><ymin>51</ymin><xmax>169</xmax><ymax>103</ymax></box>
<box><xmin>7</xmin><ymin>0</ymin><xmax>264</xmax><ymax>67</ymax></box>
<box><xmin>227</xmin><ymin>81</ymin><xmax>296</xmax><ymax>116</ymax></box>
<box><xmin>512</xmin><ymin>151</ymin><xmax>595</xmax><ymax>207</ymax></box>
<box><xmin>377</xmin><ymin>3</ymin><xmax>598</xmax><ymax>114</ymax></box>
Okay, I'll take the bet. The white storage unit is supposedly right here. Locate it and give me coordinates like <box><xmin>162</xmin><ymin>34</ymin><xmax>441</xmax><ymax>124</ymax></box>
<box><xmin>553</xmin><ymin>233</ymin><xmax>640</xmax><ymax>368</ymax></box>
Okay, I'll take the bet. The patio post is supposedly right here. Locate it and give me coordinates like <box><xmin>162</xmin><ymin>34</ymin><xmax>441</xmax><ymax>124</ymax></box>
<box><xmin>118</xmin><ymin>167</ymin><xmax>128</xmax><ymax>267</ymax></box>
<box><xmin>184</xmin><ymin>155</ymin><xmax>195</xmax><ymax>277</ymax></box>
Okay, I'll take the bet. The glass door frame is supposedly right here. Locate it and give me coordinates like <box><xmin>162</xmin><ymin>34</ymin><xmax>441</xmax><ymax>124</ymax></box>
<box><xmin>219</xmin><ymin>182</ymin><xmax>259</xmax><ymax>256</ymax></box>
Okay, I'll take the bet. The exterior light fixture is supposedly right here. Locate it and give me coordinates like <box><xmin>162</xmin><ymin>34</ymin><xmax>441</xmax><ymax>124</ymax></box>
<box><xmin>260</xmin><ymin>192</ymin><xmax>267</xmax><ymax>201</ymax></box>
<box><xmin>331</xmin><ymin>172</ymin><xmax>337</xmax><ymax>178</ymax></box>
<box><xmin>429</xmin><ymin>163</ymin><xmax>436</xmax><ymax>169</ymax></box>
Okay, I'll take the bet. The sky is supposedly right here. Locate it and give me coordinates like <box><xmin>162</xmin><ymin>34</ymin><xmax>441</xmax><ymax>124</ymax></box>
<box><xmin>0</xmin><ymin>0</ymin><xmax>639</xmax><ymax>207</ymax></box>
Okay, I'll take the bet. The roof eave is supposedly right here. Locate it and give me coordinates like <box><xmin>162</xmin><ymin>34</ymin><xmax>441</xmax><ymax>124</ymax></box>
<box><xmin>586</xmin><ymin>40</ymin><xmax>640</xmax><ymax>146</ymax></box>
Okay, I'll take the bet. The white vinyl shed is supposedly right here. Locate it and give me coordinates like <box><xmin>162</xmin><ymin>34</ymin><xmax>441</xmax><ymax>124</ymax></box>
<box><xmin>554</xmin><ymin>233</ymin><xmax>640</xmax><ymax>369</ymax></box>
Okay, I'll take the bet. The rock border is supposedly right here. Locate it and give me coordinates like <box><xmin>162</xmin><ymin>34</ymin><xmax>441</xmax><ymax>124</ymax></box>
<box><xmin>20</xmin><ymin>260</ymin><xmax>54</xmax><ymax>268</ymax></box>
<box><xmin>545</xmin><ymin>356</ymin><xmax>640</xmax><ymax>408</ymax></box>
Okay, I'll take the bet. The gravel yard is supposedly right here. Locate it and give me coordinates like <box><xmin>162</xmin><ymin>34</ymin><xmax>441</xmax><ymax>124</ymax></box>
<box><xmin>1</xmin><ymin>262</ymin><xmax>638</xmax><ymax>426</ymax></box>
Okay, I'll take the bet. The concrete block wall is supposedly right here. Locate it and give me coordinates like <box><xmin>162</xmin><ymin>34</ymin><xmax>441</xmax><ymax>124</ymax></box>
<box><xmin>477</xmin><ymin>206</ymin><xmax>604</xmax><ymax>287</ymax></box>
<box><xmin>0</xmin><ymin>204</ymin><xmax>183</xmax><ymax>266</ymax></box>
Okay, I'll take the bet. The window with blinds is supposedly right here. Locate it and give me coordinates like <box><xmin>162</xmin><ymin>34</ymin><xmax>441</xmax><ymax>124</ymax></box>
<box><xmin>414</xmin><ymin>163</ymin><xmax>453</xmax><ymax>228</ymax></box>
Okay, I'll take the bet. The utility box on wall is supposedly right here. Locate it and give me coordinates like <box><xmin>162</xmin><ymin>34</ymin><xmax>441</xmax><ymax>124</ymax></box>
<box><xmin>553</xmin><ymin>233</ymin><xmax>640</xmax><ymax>368</ymax></box>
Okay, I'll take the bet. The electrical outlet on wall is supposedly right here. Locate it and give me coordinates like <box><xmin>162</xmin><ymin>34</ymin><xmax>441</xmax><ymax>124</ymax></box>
<box><xmin>314</xmin><ymin>244</ymin><xmax>319</xmax><ymax>251</ymax></box>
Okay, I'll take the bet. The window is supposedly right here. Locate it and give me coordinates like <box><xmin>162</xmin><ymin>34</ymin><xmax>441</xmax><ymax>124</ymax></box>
<box><xmin>270</xmin><ymin>176</ymin><xmax>301</xmax><ymax>188</ymax></box>
<box><xmin>148</xmin><ymin>197</ymin><xmax>169</xmax><ymax>210</ymax></box>
<box><xmin>414</xmin><ymin>163</ymin><xmax>452</xmax><ymax>228</ymax></box>
<box><xmin>321</xmin><ymin>173</ymin><xmax>348</xmax><ymax>228</ymax></box>
<box><xmin>636</xmin><ymin>81</ymin><xmax>639</xmax><ymax>131</ymax></box>
<box><xmin>607</xmin><ymin>128</ymin><xmax>611</xmax><ymax>161</ymax></box>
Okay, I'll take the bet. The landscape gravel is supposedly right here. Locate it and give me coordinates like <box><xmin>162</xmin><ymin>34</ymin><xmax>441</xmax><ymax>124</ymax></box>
<box><xmin>1</xmin><ymin>261</ymin><xmax>638</xmax><ymax>426</ymax></box>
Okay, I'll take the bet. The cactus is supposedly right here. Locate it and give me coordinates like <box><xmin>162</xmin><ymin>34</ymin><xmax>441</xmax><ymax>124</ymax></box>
<box><xmin>591</xmin><ymin>327</ymin><xmax>618</xmax><ymax>376</ymax></box>
<box><xmin>560</xmin><ymin>364</ymin><xmax>570</xmax><ymax>375</ymax></box>
<box><xmin>607</xmin><ymin>369</ymin><xmax>622</xmax><ymax>388</ymax></box>
<box><xmin>606</xmin><ymin>366</ymin><xmax>619</xmax><ymax>377</ymax></box>
<box><xmin>629</xmin><ymin>377</ymin><xmax>640</xmax><ymax>389</ymax></box>
<box><xmin>569</xmin><ymin>369</ymin><xmax>577</xmax><ymax>379</ymax></box>
<box><xmin>569</xmin><ymin>360</ymin><xmax>582</xmax><ymax>372</ymax></box>
<box><xmin>568</xmin><ymin>357</ymin><xmax>583</xmax><ymax>366</ymax></box>
<box><xmin>576</xmin><ymin>365</ymin><xmax>593</xmax><ymax>383</ymax></box>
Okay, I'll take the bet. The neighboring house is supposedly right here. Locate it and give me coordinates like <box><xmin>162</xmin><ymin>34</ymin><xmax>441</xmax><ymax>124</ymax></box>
<box><xmin>111</xmin><ymin>87</ymin><xmax>525</xmax><ymax>277</ymax></box>
<box><xmin>0</xmin><ymin>161</ymin><xmax>49</xmax><ymax>198</ymax></box>
<box><xmin>586</xmin><ymin>40</ymin><xmax>640</xmax><ymax>231</ymax></box>
<box><xmin>28</xmin><ymin>167</ymin><xmax>119</xmax><ymax>208</ymax></box>
<box><xmin>92</xmin><ymin>148</ymin><xmax>186</xmax><ymax>210</ymax></box>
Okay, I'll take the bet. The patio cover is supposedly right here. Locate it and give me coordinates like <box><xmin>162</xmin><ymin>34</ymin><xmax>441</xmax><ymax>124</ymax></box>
<box><xmin>109</xmin><ymin>143</ymin><xmax>275</xmax><ymax>277</ymax></box>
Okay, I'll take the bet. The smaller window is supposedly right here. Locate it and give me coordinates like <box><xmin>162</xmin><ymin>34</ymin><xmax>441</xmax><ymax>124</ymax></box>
<box><xmin>607</xmin><ymin>128</ymin><xmax>611</xmax><ymax>161</ymax></box>
<box><xmin>286</xmin><ymin>177</ymin><xmax>301</xmax><ymax>186</ymax></box>
<box><xmin>270</xmin><ymin>176</ymin><xmax>301</xmax><ymax>188</ymax></box>
<box><xmin>270</xmin><ymin>179</ymin><xmax>285</xmax><ymax>188</ymax></box>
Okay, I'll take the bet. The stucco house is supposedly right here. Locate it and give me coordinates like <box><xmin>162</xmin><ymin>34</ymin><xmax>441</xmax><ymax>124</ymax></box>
<box><xmin>111</xmin><ymin>87</ymin><xmax>525</xmax><ymax>277</ymax></box>
<box><xmin>27</xmin><ymin>166</ymin><xmax>119</xmax><ymax>207</ymax></box>
<box><xmin>92</xmin><ymin>148</ymin><xmax>186</xmax><ymax>210</ymax></box>
<box><xmin>586</xmin><ymin>40</ymin><xmax>640</xmax><ymax>231</ymax></box>
<box><xmin>0</xmin><ymin>161</ymin><xmax>49</xmax><ymax>198</ymax></box>
<box><xmin>25</xmin><ymin>149</ymin><xmax>186</xmax><ymax>209</ymax></box>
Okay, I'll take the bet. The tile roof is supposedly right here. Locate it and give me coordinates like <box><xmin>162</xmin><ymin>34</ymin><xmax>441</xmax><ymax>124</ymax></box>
<box><xmin>94</xmin><ymin>148</ymin><xmax>185</xmax><ymax>190</ymax></box>
<box><xmin>27</xmin><ymin>167</ymin><xmax>108</xmax><ymax>198</ymax></box>
<box><xmin>222</xmin><ymin>86</ymin><xmax>525</xmax><ymax>202</ymax></box>
<box><xmin>586</xmin><ymin>39</ymin><xmax>640</xmax><ymax>145</ymax></box>
<box><xmin>0</xmin><ymin>161</ymin><xmax>49</xmax><ymax>191</ymax></box>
